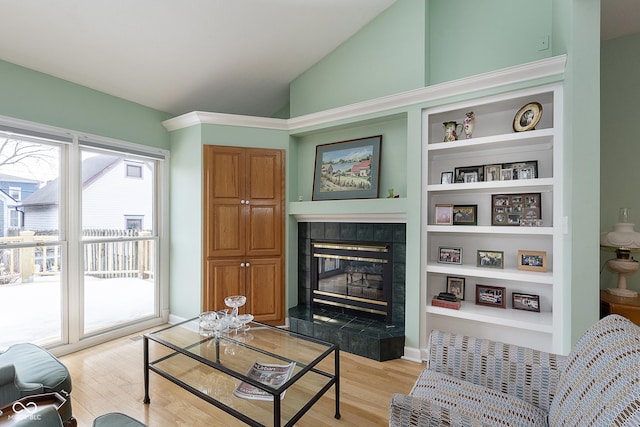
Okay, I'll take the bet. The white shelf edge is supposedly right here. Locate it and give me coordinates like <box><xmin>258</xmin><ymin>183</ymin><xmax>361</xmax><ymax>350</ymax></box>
<box><xmin>427</xmin><ymin>128</ymin><xmax>554</xmax><ymax>152</ymax></box>
<box><xmin>425</xmin><ymin>225</ymin><xmax>554</xmax><ymax>235</ymax></box>
<box><xmin>426</xmin><ymin>302</ymin><xmax>553</xmax><ymax>333</ymax></box>
<box><xmin>426</xmin><ymin>264</ymin><xmax>553</xmax><ymax>284</ymax></box>
<box><xmin>427</xmin><ymin>177</ymin><xmax>554</xmax><ymax>193</ymax></box>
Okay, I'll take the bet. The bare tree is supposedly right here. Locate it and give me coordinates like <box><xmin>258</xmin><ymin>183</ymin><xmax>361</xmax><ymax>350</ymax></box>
<box><xmin>0</xmin><ymin>137</ymin><xmax>58</xmax><ymax>180</ymax></box>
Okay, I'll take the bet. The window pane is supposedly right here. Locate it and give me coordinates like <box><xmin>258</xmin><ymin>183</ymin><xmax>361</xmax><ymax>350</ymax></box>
<box><xmin>81</xmin><ymin>151</ymin><xmax>157</xmax><ymax>334</ymax></box>
<box><xmin>0</xmin><ymin>136</ymin><xmax>62</xmax><ymax>350</ymax></box>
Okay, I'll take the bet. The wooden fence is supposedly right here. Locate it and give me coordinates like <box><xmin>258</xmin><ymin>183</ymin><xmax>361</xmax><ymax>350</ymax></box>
<box><xmin>0</xmin><ymin>230</ymin><xmax>154</xmax><ymax>284</ymax></box>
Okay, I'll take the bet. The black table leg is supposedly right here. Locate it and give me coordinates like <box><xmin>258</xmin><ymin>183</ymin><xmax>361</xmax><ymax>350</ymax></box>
<box><xmin>143</xmin><ymin>336</ymin><xmax>150</xmax><ymax>404</ymax></box>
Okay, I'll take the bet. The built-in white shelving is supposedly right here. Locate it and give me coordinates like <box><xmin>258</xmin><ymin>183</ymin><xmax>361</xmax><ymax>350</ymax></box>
<box><xmin>421</xmin><ymin>84</ymin><xmax>564</xmax><ymax>354</ymax></box>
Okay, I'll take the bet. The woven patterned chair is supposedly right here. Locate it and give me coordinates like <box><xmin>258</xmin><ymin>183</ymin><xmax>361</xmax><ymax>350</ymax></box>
<box><xmin>389</xmin><ymin>314</ymin><xmax>640</xmax><ymax>426</ymax></box>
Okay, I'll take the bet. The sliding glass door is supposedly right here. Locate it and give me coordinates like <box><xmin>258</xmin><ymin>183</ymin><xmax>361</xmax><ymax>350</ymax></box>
<box><xmin>0</xmin><ymin>131</ymin><xmax>64</xmax><ymax>348</ymax></box>
<box><xmin>80</xmin><ymin>147</ymin><xmax>158</xmax><ymax>335</ymax></box>
<box><xmin>0</xmin><ymin>122</ymin><xmax>167</xmax><ymax>352</ymax></box>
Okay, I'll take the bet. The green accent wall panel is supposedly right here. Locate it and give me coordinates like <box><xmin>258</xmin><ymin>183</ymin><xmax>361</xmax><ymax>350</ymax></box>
<box><xmin>290</xmin><ymin>0</ymin><xmax>426</xmax><ymax>117</ymax></box>
<box><xmin>0</xmin><ymin>60</ymin><xmax>170</xmax><ymax>149</ymax></box>
<box><xmin>429</xmin><ymin>0</ymin><xmax>553</xmax><ymax>85</ymax></box>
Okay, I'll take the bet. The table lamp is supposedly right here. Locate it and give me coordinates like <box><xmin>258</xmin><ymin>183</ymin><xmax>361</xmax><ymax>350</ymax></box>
<box><xmin>601</xmin><ymin>208</ymin><xmax>640</xmax><ymax>297</ymax></box>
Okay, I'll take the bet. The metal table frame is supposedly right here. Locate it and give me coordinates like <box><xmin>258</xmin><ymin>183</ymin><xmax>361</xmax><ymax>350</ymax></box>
<box><xmin>143</xmin><ymin>319</ymin><xmax>340</xmax><ymax>427</ymax></box>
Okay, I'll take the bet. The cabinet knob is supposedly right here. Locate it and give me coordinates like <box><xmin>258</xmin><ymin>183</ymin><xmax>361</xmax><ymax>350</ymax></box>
<box><xmin>240</xmin><ymin>262</ymin><xmax>245</xmax><ymax>267</ymax></box>
<box><xmin>240</xmin><ymin>200</ymin><xmax>245</xmax><ymax>204</ymax></box>
<box><xmin>245</xmin><ymin>262</ymin><xmax>250</xmax><ymax>267</ymax></box>
<box><xmin>245</xmin><ymin>200</ymin><xmax>250</xmax><ymax>205</ymax></box>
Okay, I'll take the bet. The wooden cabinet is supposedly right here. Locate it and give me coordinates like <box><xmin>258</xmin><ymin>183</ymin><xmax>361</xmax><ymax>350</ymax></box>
<box><xmin>203</xmin><ymin>145</ymin><xmax>285</xmax><ymax>325</ymax></box>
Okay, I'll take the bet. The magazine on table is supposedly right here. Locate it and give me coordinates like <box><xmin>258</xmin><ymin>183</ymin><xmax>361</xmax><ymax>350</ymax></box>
<box><xmin>233</xmin><ymin>360</ymin><xmax>296</xmax><ymax>401</ymax></box>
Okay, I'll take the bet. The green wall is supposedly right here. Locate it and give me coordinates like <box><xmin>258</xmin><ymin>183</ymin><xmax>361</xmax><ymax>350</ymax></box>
<box><xmin>429</xmin><ymin>0</ymin><xmax>553</xmax><ymax>85</ymax></box>
<box><xmin>168</xmin><ymin>123</ymin><xmax>290</xmax><ymax>319</ymax></box>
<box><xmin>600</xmin><ymin>33</ymin><xmax>640</xmax><ymax>291</ymax></box>
<box><xmin>290</xmin><ymin>0</ymin><xmax>553</xmax><ymax>118</ymax></box>
<box><xmin>290</xmin><ymin>0</ymin><xmax>426</xmax><ymax>117</ymax></box>
<box><xmin>0</xmin><ymin>60</ymin><xmax>170</xmax><ymax>149</ymax></box>
<box><xmin>552</xmin><ymin>0</ymin><xmax>601</xmax><ymax>349</ymax></box>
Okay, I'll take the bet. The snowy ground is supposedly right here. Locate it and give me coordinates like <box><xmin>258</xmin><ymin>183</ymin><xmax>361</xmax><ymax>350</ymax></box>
<box><xmin>0</xmin><ymin>276</ymin><xmax>155</xmax><ymax>350</ymax></box>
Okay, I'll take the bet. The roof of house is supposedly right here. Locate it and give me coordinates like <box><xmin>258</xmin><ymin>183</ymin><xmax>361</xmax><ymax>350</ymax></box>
<box><xmin>21</xmin><ymin>155</ymin><xmax>120</xmax><ymax>206</ymax></box>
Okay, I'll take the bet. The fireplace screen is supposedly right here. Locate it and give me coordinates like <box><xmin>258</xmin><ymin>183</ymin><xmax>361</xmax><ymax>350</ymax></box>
<box><xmin>312</xmin><ymin>241</ymin><xmax>392</xmax><ymax>322</ymax></box>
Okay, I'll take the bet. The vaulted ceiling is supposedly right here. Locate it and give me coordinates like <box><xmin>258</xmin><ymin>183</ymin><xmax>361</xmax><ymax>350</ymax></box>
<box><xmin>0</xmin><ymin>1</ymin><xmax>634</xmax><ymax>118</ymax></box>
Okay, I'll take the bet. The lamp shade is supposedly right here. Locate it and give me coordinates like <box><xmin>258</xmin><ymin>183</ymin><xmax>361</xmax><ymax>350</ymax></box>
<box><xmin>600</xmin><ymin>222</ymin><xmax>640</xmax><ymax>249</ymax></box>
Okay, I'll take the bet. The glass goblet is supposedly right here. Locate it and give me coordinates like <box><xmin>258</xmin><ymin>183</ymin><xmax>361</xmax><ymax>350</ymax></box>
<box><xmin>236</xmin><ymin>313</ymin><xmax>254</xmax><ymax>332</ymax></box>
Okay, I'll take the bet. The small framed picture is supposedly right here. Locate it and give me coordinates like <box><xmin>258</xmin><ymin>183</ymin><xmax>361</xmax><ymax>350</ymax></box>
<box><xmin>517</xmin><ymin>250</ymin><xmax>548</xmax><ymax>272</ymax></box>
<box><xmin>503</xmin><ymin>161</ymin><xmax>538</xmax><ymax>180</ymax></box>
<box><xmin>435</xmin><ymin>204</ymin><xmax>453</xmax><ymax>225</ymax></box>
<box><xmin>438</xmin><ymin>247</ymin><xmax>462</xmax><ymax>265</ymax></box>
<box><xmin>477</xmin><ymin>250</ymin><xmax>504</xmax><ymax>269</ymax></box>
<box><xmin>484</xmin><ymin>164</ymin><xmax>501</xmax><ymax>182</ymax></box>
<box><xmin>476</xmin><ymin>284</ymin><xmax>506</xmax><ymax>308</ymax></box>
<box><xmin>454</xmin><ymin>165</ymin><xmax>484</xmax><ymax>183</ymax></box>
<box><xmin>446</xmin><ymin>276</ymin><xmax>465</xmax><ymax>300</ymax></box>
<box><xmin>500</xmin><ymin>168</ymin><xmax>514</xmax><ymax>181</ymax></box>
<box><xmin>441</xmin><ymin>171</ymin><xmax>454</xmax><ymax>184</ymax></box>
<box><xmin>453</xmin><ymin>205</ymin><xmax>477</xmax><ymax>225</ymax></box>
<box><xmin>513</xmin><ymin>102</ymin><xmax>543</xmax><ymax>132</ymax></box>
<box><xmin>512</xmin><ymin>292</ymin><xmax>541</xmax><ymax>312</ymax></box>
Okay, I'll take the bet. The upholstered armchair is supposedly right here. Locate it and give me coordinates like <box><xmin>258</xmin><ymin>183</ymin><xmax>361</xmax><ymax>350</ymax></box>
<box><xmin>390</xmin><ymin>314</ymin><xmax>640</xmax><ymax>426</ymax></box>
<box><xmin>0</xmin><ymin>343</ymin><xmax>74</xmax><ymax>426</ymax></box>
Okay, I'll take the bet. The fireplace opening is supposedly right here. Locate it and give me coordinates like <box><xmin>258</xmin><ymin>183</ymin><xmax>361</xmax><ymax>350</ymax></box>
<box><xmin>312</xmin><ymin>240</ymin><xmax>393</xmax><ymax>324</ymax></box>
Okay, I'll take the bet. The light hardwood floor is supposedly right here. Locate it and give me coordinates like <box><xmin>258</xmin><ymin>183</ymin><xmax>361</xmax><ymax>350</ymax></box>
<box><xmin>60</xmin><ymin>327</ymin><xmax>424</xmax><ymax>427</ymax></box>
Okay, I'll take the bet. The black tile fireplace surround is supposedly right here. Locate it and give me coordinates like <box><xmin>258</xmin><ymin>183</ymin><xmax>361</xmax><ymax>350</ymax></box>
<box><xmin>289</xmin><ymin>222</ymin><xmax>406</xmax><ymax>361</ymax></box>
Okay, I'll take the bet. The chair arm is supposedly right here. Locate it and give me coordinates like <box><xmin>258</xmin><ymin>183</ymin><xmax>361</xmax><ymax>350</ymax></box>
<box><xmin>426</xmin><ymin>329</ymin><xmax>566</xmax><ymax>413</ymax></box>
<box><xmin>0</xmin><ymin>365</ymin><xmax>43</xmax><ymax>406</ymax></box>
<box><xmin>389</xmin><ymin>393</ymin><xmax>480</xmax><ymax>427</ymax></box>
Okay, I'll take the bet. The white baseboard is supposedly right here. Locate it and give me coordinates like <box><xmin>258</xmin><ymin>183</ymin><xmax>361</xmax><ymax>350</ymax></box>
<box><xmin>401</xmin><ymin>346</ymin><xmax>423</xmax><ymax>363</ymax></box>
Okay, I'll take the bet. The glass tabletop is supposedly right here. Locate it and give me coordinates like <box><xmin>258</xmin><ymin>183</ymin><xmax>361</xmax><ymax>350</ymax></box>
<box><xmin>144</xmin><ymin>318</ymin><xmax>339</xmax><ymax>427</ymax></box>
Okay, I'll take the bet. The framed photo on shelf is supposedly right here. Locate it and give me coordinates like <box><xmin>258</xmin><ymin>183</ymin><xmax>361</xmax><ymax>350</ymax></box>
<box><xmin>476</xmin><ymin>250</ymin><xmax>504</xmax><ymax>269</ymax></box>
<box><xmin>484</xmin><ymin>164</ymin><xmax>501</xmax><ymax>182</ymax></box>
<box><xmin>476</xmin><ymin>285</ymin><xmax>506</xmax><ymax>308</ymax></box>
<box><xmin>454</xmin><ymin>165</ymin><xmax>484</xmax><ymax>183</ymax></box>
<box><xmin>500</xmin><ymin>168</ymin><xmax>514</xmax><ymax>181</ymax></box>
<box><xmin>435</xmin><ymin>204</ymin><xmax>453</xmax><ymax>225</ymax></box>
<box><xmin>438</xmin><ymin>247</ymin><xmax>462</xmax><ymax>265</ymax></box>
<box><xmin>446</xmin><ymin>276</ymin><xmax>465</xmax><ymax>300</ymax></box>
<box><xmin>517</xmin><ymin>250</ymin><xmax>548</xmax><ymax>272</ymax></box>
<box><xmin>502</xmin><ymin>160</ymin><xmax>538</xmax><ymax>180</ymax></box>
<box><xmin>312</xmin><ymin>135</ymin><xmax>382</xmax><ymax>201</ymax></box>
<box><xmin>491</xmin><ymin>193</ymin><xmax>541</xmax><ymax>226</ymax></box>
<box><xmin>512</xmin><ymin>292</ymin><xmax>541</xmax><ymax>312</ymax></box>
<box><xmin>441</xmin><ymin>171</ymin><xmax>454</xmax><ymax>184</ymax></box>
<box><xmin>513</xmin><ymin>102</ymin><xmax>543</xmax><ymax>132</ymax></box>
<box><xmin>453</xmin><ymin>205</ymin><xmax>477</xmax><ymax>225</ymax></box>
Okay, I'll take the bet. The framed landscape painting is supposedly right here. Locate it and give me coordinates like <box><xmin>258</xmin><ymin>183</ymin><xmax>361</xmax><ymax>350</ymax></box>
<box><xmin>312</xmin><ymin>135</ymin><xmax>382</xmax><ymax>201</ymax></box>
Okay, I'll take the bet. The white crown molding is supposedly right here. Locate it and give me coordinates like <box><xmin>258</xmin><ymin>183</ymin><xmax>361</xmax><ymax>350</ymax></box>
<box><xmin>162</xmin><ymin>55</ymin><xmax>567</xmax><ymax>132</ymax></box>
<box><xmin>162</xmin><ymin>111</ymin><xmax>289</xmax><ymax>132</ymax></box>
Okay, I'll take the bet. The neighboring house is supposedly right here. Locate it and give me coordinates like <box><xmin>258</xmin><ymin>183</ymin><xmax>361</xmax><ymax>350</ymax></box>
<box><xmin>21</xmin><ymin>155</ymin><xmax>153</xmax><ymax>232</ymax></box>
<box><xmin>0</xmin><ymin>173</ymin><xmax>40</xmax><ymax>236</ymax></box>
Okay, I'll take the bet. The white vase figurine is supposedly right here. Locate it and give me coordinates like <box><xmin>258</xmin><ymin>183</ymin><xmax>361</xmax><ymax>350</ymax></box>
<box><xmin>463</xmin><ymin>111</ymin><xmax>475</xmax><ymax>139</ymax></box>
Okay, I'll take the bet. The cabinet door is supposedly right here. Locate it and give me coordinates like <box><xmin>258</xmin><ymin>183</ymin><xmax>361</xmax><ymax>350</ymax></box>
<box><xmin>246</xmin><ymin>257</ymin><xmax>283</xmax><ymax>325</ymax></box>
<box><xmin>203</xmin><ymin>146</ymin><xmax>246</xmax><ymax>257</ymax></box>
<box><xmin>203</xmin><ymin>259</ymin><xmax>246</xmax><ymax>312</ymax></box>
<box><xmin>245</xmin><ymin>149</ymin><xmax>283</xmax><ymax>257</ymax></box>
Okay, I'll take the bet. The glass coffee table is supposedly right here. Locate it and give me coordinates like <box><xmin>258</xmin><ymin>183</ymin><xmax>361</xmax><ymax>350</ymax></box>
<box><xmin>143</xmin><ymin>318</ymin><xmax>340</xmax><ymax>427</ymax></box>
